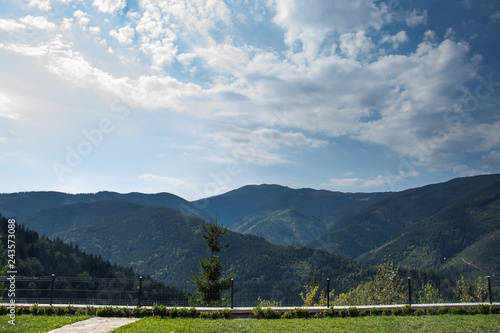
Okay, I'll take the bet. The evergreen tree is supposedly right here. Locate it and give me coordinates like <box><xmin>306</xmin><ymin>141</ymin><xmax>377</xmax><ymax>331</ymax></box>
<box><xmin>191</xmin><ymin>216</ymin><xmax>232</xmax><ymax>306</ymax></box>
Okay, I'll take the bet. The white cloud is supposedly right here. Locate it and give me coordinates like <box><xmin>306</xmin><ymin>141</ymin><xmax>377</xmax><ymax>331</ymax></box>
<box><xmin>205</xmin><ymin>125</ymin><xmax>328</xmax><ymax>165</ymax></box>
<box><xmin>490</xmin><ymin>11</ymin><xmax>500</xmax><ymax>22</ymax></box>
<box><xmin>27</xmin><ymin>0</ymin><xmax>51</xmax><ymax>11</ymax></box>
<box><xmin>0</xmin><ymin>92</ymin><xmax>20</xmax><ymax>119</ymax></box>
<box><xmin>325</xmin><ymin>175</ymin><xmax>393</xmax><ymax>188</ymax></box>
<box><xmin>73</xmin><ymin>10</ymin><xmax>91</xmax><ymax>30</ymax></box>
<box><xmin>92</xmin><ymin>0</ymin><xmax>126</xmax><ymax>14</ymax></box>
<box><xmin>405</xmin><ymin>9</ymin><xmax>428</xmax><ymax>27</ymax></box>
<box><xmin>109</xmin><ymin>25</ymin><xmax>135</xmax><ymax>45</ymax></box>
<box><xmin>339</xmin><ymin>31</ymin><xmax>374</xmax><ymax>59</ymax></box>
<box><xmin>138</xmin><ymin>173</ymin><xmax>197</xmax><ymax>191</ymax></box>
<box><xmin>480</xmin><ymin>151</ymin><xmax>500</xmax><ymax>168</ymax></box>
<box><xmin>19</xmin><ymin>15</ymin><xmax>56</xmax><ymax>31</ymax></box>
<box><xmin>0</xmin><ymin>19</ymin><xmax>25</xmax><ymax>32</ymax></box>
<box><xmin>381</xmin><ymin>31</ymin><xmax>409</xmax><ymax>49</ymax></box>
<box><xmin>89</xmin><ymin>26</ymin><xmax>101</xmax><ymax>35</ymax></box>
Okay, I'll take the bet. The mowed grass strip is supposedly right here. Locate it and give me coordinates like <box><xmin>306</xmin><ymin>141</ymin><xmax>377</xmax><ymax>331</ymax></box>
<box><xmin>0</xmin><ymin>315</ymin><xmax>89</xmax><ymax>333</ymax></box>
<box><xmin>114</xmin><ymin>315</ymin><xmax>500</xmax><ymax>333</ymax></box>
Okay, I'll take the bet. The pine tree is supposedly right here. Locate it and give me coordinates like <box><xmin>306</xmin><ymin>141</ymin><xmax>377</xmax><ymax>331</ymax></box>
<box><xmin>191</xmin><ymin>216</ymin><xmax>233</xmax><ymax>306</ymax></box>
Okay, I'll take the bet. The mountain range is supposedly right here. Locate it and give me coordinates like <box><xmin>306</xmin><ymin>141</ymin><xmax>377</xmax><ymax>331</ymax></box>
<box><xmin>1</xmin><ymin>174</ymin><xmax>499</xmax><ymax>293</ymax></box>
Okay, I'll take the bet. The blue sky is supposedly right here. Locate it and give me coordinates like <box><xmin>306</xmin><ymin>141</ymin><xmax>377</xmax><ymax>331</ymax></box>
<box><xmin>1</xmin><ymin>0</ymin><xmax>500</xmax><ymax>200</ymax></box>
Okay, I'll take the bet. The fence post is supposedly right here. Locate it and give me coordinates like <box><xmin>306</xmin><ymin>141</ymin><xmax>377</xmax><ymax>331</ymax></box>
<box><xmin>407</xmin><ymin>277</ymin><xmax>412</xmax><ymax>306</ymax></box>
<box><xmin>487</xmin><ymin>276</ymin><xmax>492</xmax><ymax>305</ymax></box>
<box><xmin>137</xmin><ymin>276</ymin><xmax>143</xmax><ymax>308</ymax></box>
<box><xmin>231</xmin><ymin>278</ymin><xmax>234</xmax><ymax>309</ymax></box>
<box><xmin>50</xmin><ymin>274</ymin><xmax>55</xmax><ymax>306</ymax></box>
<box><xmin>326</xmin><ymin>278</ymin><xmax>330</xmax><ymax>308</ymax></box>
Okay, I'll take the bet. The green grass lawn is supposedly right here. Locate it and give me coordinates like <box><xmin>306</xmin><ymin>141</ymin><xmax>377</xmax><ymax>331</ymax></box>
<box><xmin>114</xmin><ymin>315</ymin><xmax>500</xmax><ymax>333</ymax></box>
<box><xmin>0</xmin><ymin>315</ymin><xmax>89</xmax><ymax>333</ymax></box>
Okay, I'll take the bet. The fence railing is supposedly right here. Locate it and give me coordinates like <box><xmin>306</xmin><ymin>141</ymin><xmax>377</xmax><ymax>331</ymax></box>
<box><xmin>1</xmin><ymin>275</ymin><xmax>497</xmax><ymax>308</ymax></box>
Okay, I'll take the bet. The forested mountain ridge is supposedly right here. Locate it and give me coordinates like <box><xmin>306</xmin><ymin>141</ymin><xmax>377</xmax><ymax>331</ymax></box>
<box><xmin>308</xmin><ymin>174</ymin><xmax>500</xmax><ymax>279</ymax></box>
<box><xmin>11</xmin><ymin>200</ymin><xmax>377</xmax><ymax>296</ymax></box>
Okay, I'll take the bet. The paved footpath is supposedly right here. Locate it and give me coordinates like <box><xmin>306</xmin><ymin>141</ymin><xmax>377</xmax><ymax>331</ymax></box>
<box><xmin>48</xmin><ymin>317</ymin><xmax>140</xmax><ymax>333</ymax></box>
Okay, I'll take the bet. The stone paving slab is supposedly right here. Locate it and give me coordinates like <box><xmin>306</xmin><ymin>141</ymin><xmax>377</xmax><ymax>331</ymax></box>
<box><xmin>48</xmin><ymin>317</ymin><xmax>140</xmax><ymax>333</ymax></box>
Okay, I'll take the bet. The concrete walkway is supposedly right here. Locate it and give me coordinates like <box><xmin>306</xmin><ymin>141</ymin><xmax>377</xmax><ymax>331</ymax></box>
<box><xmin>48</xmin><ymin>317</ymin><xmax>140</xmax><ymax>333</ymax></box>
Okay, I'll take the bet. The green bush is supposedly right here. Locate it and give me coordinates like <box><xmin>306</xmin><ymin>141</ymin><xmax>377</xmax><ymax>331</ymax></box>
<box><xmin>450</xmin><ymin>307</ymin><xmax>467</xmax><ymax>315</ymax></box>
<box><xmin>199</xmin><ymin>311</ymin><xmax>210</xmax><ymax>319</ymax></box>
<box><xmin>370</xmin><ymin>307</ymin><xmax>379</xmax><ymax>316</ymax></box>
<box><xmin>323</xmin><ymin>307</ymin><xmax>335</xmax><ymax>317</ymax></box>
<box><xmin>169</xmin><ymin>307</ymin><xmax>179</xmax><ymax>318</ymax></box>
<box><xmin>426</xmin><ymin>308</ymin><xmax>437</xmax><ymax>315</ymax></box>
<box><xmin>188</xmin><ymin>307</ymin><xmax>197</xmax><ymax>318</ymax></box>
<box><xmin>209</xmin><ymin>311</ymin><xmax>221</xmax><ymax>319</ymax></box>
<box><xmin>490</xmin><ymin>305</ymin><xmax>500</xmax><ymax>314</ymax></box>
<box><xmin>0</xmin><ymin>306</ymin><xmax>7</xmax><ymax>315</ymax></box>
<box><xmin>338</xmin><ymin>309</ymin><xmax>348</xmax><ymax>318</ymax></box>
<box><xmin>66</xmin><ymin>305</ymin><xmax>76</xmax><ymax>315</ymax></box>
<box><xmin>253</xmin><ymin>306</ymin><xmax>265</xmax><ymax>319</ymax></box>
<box><xmin>359</xmin><ymin>310</ymin><xmax>368</xmax><ymax>316</ymax></box>
<box><xmin>153</xmin><ymin>304</ymin><xmax>168</xmax><ymax>317</ymax></box>
<box><xmin>56</xmin><ymin>307</ymin><xmax>67</xmax><ymax>316</ymax></box>
<box><xmin>293</xmin><ymin>308</ymin><xmax>310</xmax><ymax>319</ymax></box>
<box><xmin>98</xmin><ymin>306</ymin><xmax>117</xmax><ymax>317</ymax></box>
<box><xmin>30</xmin><ymin>303</ymin><xmax>39</xmax><ymax>315</ymax></box>
<box><xmin>437</xmin><ymin>307</ymin><xmax>448</xmax><ymax>315</ymax></box>
<box><xmin>414</xmin><ymin>309</ymin><xmax>426</xmax><ymax>316</ymax></box>
<box><xmin>282</xmin><ymin>310</ymin><xmax>293</xmax><ymax>319</ymax></box>
<box><xmin>76</xmin><ymin>308</ymin><xmax>86</xmax><ymax>316</ymax></box>
<box><xmin>467</xmin><ymin>307</ymin><xmax>478</xmax><ymax>315</ymax></box>
<box><xmin>131</xmin><ymin>307</ymin><xmax>148</xmax><ymax>318</ymax></box>
<box><xmin>381</xmin><ymin>308</ymin><xmax>390</xmax><ymax>316</ymax></box>
<box><xmin>264</xmin><ymin>308</ymin><xmax>281</xmax><ymax>319</ymax></box>
<box><xmin>86</xmin><ymin>306</ymin><xmax>97</xmax><ymax>316</ymax></box>
<box><xmin>42</xmin><ymin>307</ymin><xmax>55</xmax><ymax>316</ymax></box>
<box><xmin>348</xmin><ymin>307</ymin><xmax>359</xmax><ymax>317</ymax></box>
<box><xmin>16</xmin><ymin>306</ymin><xmax>26</xmax><ymax>315</ymax></box>
<box><xmin>402</xmin><ymin>305</ymin><xmax>412</xmax><ymax>315</ymax></box>
<box><xmin>222</xmin><ymin>308</ymin><xmax>231</xmax><ymax>319</ymax></box>
<box><xmin>391</xmin><ymin>307</ymin><xmax>402</xmax><ymax>316</ymax></box>
<box><xmin>177</xmin><ymin>308</ymin><xmax>189</xmax><ymax>318</ymax></box>
<box><xmin>477</xmin><ymin>305</ymin><xmax>490</xmax><ymax>314</ymax></box>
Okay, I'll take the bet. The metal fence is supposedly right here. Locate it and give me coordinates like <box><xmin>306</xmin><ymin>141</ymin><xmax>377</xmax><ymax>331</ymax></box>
<box><xmin>1</xmin><ymin>275</ymin><xmax>497</xmax><ymax>308</ymax></box>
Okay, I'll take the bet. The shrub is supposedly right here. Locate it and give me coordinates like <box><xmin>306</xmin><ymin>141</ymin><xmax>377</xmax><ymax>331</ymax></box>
<box><xmin>178</xmin><ymin>308</ymin><xmax>189</xmax><ymax>318</ymax></box>
<box><xmin>199</xmin><ymin>311</ymin><xmax>210</xmax><ymax>319</ymax></box>
<box><xmin>209</xmin><ymin>311</ymin><xmax>221</xmax><ymax>319</ymax></box>
<box><xmin>98</xmin><ymin>306</ymin><xmax>117</xmax><ymax>317</ymax></box>
<box><xmin>169</xmin><ymin>307</ymin><xmax>179</xmax><ymax>319</ymax></box>
<box><xmin>381</xmin><ymin>308</ymin><xmax>390</xmax><ymax>316</ymax></box>
<box><xmin>16</xmin><ymin>306</ymin><xmax>26</xmax><ymax>315</ymax></box>
<box><xmin>188</xmin><ymin>307</ymin><xmax>197</xmax><ymax>318</ymax></box>
<box><xmin>477</xmin><ymin>304</ymin><xmax>490</xmax><ymax>314</ymax></box>
<box><xmin>86</xmin><ymin>306</ymin><xmax>97</xmax><ymax>316</ymax></box>
<box><xmin>426</xmin><ymin>308</ymin><xmax>437</xmax><ymax>315</ymax></box>
<box><xmin>391</xmin><ymin>307</ymin><xmax>402</xmax><ymax>316</ymax></box>
<box><xmin>30</xmin><ymin>303</ymin><xmax>39</xmax><ymax>315</ymax></box>
<box><xmin>131</xmin><ymin>307</ymin><xmax>147</xmax><ymax>318</ymax></box>
<box><xmin>293</xmin><ymin>308</ymin><xmax>310</xmax><ymax>319</ymax></box>
<box><xmin>253</xmin><ymin>306</ymin><xmax>265</xmax><ymax>319</ymax></box>
<box><xmin>264</xmin><ymin>308</ymin><xmax>281</xmax><ymax>319</ymax></box>
<box><xmin>490</xmin><ymin>305</ymin><xmax>500</xmax><ymax>314</ymax></box>
<box><xmin>323</xmin><ymin>307</ymin><xmax>335</xmax><ymax>318</ymax></box>
<box><xmin>402</xmin><ymin>305</ymin><xmax>412</xmax><ymax>315</ymax></box>
<box><xmin>0</xmin><ymin>306</ymin><xmax>7</xmax><ymax>315</ymax></box>
<box><xmin>467</xmin><ymin>307</ymin><xmax>478</xmax><ymax>315</ymax></box>
<box><xmin>348</xmin><ymin>307</ymin><xmax>359</xmax><ymax>317</ymax></box>
<box><xmin>437</xmin><ymin>307</ymin><xmax>448</xmax><ymax>315</ymax></box>
<box><xmin>414</xmin><ymin>309</ymin><xmax>426</xmax><ymax>316</ymax></box>
<box><xmin>450</xmin><ymin>307</ymin><xmax>467</xmax><ymax>315</ymax></box>
<box><xmin>370</xmin><ymin>307</ymin><xmax>379</xmax><ymax>316</ymax></box>
<box><xmin>153</xmin><ymin>304</ymin><xmax>168</xmax><ymax>317</ymax></box>
<box><xmin>282</xmin><ymin>310</ymin><xmax>293</xmax><ymax>319</ymax></box>
<box><xmin>42</xmin><ymin>307</ymin><xmax>55</xmax><ymax>316</ymax></box>
<box><xmin>76</xmin><ymin>308</ymin><xmax>86</xmax><ymax>316</ymax></box>
<box><xmin>66</xmin><ymin>305</ymin><xmax>76</xmax><ymax>316</ymax></box>
<box><xmin>56</xmin><ymin>307</ymin><xmax>67</xmax><ymax>316</ymax></box>
<box><xmin>359</xmin><ymin>310</ymin><xmax>368</xmax><ymax>316</ymax></box>
<box><xmin>338</xmin><ymin>309</ymin><xmax>348</xmax><ymax>318</ymax></box>
<box><xmin>222</xmin><ymin>308</ymin><xmax>231</xmax><ymax>319</ymax></box>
